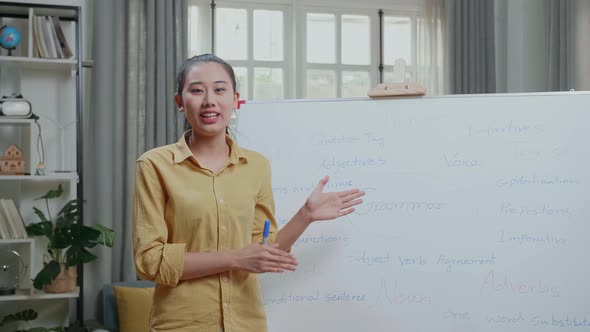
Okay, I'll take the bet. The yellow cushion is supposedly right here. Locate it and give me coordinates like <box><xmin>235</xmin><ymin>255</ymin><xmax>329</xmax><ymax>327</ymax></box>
<box><xmin>113</xmin><ymin>285</ymin><xmax>154</xmax><ymax>332</ymax></box>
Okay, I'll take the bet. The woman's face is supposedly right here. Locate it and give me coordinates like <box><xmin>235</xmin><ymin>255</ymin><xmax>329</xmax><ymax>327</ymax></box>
<box><xmin>176</xmin><ymin>62</ymin><xmax>239</xmax><ymax>139</ymax></box>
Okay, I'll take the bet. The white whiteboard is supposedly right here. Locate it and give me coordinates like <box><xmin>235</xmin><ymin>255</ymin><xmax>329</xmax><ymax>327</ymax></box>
<box><xmin>235</xmin><ymin>92</ymin><xmax>590</xmax><ymax>332</ymax></box>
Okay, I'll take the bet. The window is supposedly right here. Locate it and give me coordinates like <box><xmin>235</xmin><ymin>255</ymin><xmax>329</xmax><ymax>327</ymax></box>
<box><xmin>301</xmin><ymin>12</ymin><xmax>374</xmax><ymax>98</ymax></box>
<box><xmin>382</xmin><ymin>14</ymin><xmax>416</xmax><ymax>83</ymax></box>
<box><xmin>214</xmin><ymin>5</ymin><xmax>288</xmax><ymax>101</ymax></box>
<box><xmin>216</xmin><ymin>8</ymin><xmax>248</xmax><ymax>60</ymax></box>
<box><xmin>188</xmin><ymin>1</ymin><xmax>425</xmax><ymax>100</ymax></box>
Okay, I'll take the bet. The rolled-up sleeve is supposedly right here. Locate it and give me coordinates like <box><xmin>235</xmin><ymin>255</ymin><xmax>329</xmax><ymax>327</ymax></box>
<box><xmin>251</xmin><ymin>158</ymin><xmax>278</xmax><ymax>245</ymax></box>
<box><xmin>132</xmin><ymin>159</ymin><xmax>186</xmax><ymax>287</ymax></box>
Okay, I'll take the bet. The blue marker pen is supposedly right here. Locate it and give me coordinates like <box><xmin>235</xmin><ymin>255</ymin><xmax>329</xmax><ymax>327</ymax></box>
<box><xmin>262</xmin><ymin>220</ymin><xmax>271</xmax><ymax>245</ymax></box>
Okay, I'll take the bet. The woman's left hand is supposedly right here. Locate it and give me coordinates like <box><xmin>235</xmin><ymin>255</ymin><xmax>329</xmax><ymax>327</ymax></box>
<box><xmin>303</xmin><ymin>176</ymin><xmax>365</xmax><ymax>222</ymax></box>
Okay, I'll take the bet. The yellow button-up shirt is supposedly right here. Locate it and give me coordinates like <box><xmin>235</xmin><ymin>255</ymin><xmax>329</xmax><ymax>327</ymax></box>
<box><xmin>133</xmin><ymin>132</ymin><xmax>277</xmax><ymax>332</ymax></box>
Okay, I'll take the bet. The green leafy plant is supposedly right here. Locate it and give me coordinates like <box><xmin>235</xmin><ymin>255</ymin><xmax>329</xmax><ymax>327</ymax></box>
<box><xmin>0</xmin><ymin>308</ymin><xmax>61</xmax><ymax>331</ymax></box>
<box><xmin>25</xmin><ymin>184</ymin><xmax>114</xmax><ymax>290</ymax></box>
<box><xmin>0</xmin><ymin>308</ymin><xmax>93</xmax><ymax>332</ymax></box>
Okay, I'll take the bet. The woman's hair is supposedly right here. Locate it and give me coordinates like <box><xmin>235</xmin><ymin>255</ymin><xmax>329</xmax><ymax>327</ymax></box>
<box><xmin>176</xmin><ymin>54</ymin><xmax>238</xmax><ymax>133</ymax></box>
<box><xmin>176</xmin><ymin>53</ymin><xmax>237</xmax><ymax>97</ymax></box>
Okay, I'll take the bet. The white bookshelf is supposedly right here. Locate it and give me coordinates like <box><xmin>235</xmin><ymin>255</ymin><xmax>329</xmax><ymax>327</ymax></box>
<box><xmin>0</xmin><ymin>0</ymin><xmax>83</xmax><ymax>6</ymax></box>
<box><xmin>0</xmin><ymin>55</ymin><xmax>78</xmax><ymax>70</ymax></box>
<box><xmin>0</xmin><ymin>172</ymin><xmax>78</xmax><ymax>181</ymax></box>
<box><xmin>0</xmin><ymin>118</ymin><xmax>35</xmax><ymax>125</ymax></box>
<box><xmin>1</xmin><ymin>287</ymin><xmax>79</xmax><ymax>301</ymax></box>
<box><xmin>0</xmin><ymin>0</ymin><xmax>84</xmax><ymax>329</ymax></box>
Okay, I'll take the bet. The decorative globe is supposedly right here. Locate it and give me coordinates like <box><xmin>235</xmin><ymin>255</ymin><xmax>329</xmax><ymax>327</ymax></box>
<box><xmin>0</xmin><ymin>248</ymin><xmax>25</xmax><ymax>296</ymax></box>
<box><xmin>0</xmin><ymin>25</ymin><xmax>22</xmax><ymax>52</ymax></box>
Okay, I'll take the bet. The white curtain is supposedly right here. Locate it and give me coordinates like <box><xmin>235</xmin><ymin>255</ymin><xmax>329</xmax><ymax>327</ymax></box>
<box><xmin>416</xmin><ymin>0</ymin><xmax>447</xmax><ymax>95</ymax></box>
<box><xmin>188</xmin><ymin>0</ymin><xmax>212</xmax><ymax>56</ymax></box>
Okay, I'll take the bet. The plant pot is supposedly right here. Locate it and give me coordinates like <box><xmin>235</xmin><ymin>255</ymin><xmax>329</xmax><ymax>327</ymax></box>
<box><xmin>44</xmin><ymin>264</ymin><xmax>77</xmax><ymax>293</ymax></box>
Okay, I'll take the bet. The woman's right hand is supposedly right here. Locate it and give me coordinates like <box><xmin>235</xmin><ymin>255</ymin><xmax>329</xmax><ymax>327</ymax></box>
<box><xmin>232</xmin><ymin>243</ymin><xmax>298</xmax><ymax>273</ymax></box>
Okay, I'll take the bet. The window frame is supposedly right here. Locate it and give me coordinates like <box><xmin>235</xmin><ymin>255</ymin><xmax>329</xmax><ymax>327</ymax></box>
<box><xmin>214</xmin><ymin>1</ymin><xmax>292</xmax><ymax>100</ymax></box>
<box><xmin>381</xmin><ymin>9</ymin><xmax>419</xmax><ymax>83</ymax></box>
<box><xmin>296</xmin><ymin>6</ymin><xmax>379</xmax><ymax>98</ymax></box>
<box><xmin>188</xmin><ymin>0</ymin><xmax>425</xmax><ymax>99</ymax></box>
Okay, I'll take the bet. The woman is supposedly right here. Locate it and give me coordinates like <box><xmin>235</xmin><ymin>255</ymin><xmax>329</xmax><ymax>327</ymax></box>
<box><xmin>133</xmin><ymin>53</ymin><xmax>365</xmax><ymax>332</ymax></box>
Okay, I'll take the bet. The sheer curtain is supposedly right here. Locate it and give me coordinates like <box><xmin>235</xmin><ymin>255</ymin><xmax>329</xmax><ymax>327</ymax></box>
<box><xmin>188</xmin><ymin>0</ymin><xmax>212</xmax><ymax>56</ymax></box>
<box><xmin>416</xmin><ymin>0</ymin><xmax>447</xmax><ymax>96</ymax></box>
<box><xmin>85</xmin><ymin>0</ymin><xmax>187</xmax><ymax>321</ymax></box>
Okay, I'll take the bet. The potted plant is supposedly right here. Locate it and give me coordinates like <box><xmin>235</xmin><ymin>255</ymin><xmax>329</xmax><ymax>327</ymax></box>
<box><xmin>0</xmin><ymin>308</ymin><xmax>93</xmax><ymax>332</ymax></box>
<box><xmin>25</xmin><ymin>184</ymin><xmax>114</xmax><ymax>293</ymax></box>
<box><xmin>0</xmin><ymin>308</ymin><xmax>62</xmax><ymax>332</ymax></box>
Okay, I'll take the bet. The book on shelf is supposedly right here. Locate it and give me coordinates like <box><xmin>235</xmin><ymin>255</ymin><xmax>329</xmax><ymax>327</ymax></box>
<box><xmin>0</xmin><ymin>198</ymin><xmax>28</xmax><ymax>239</ymax></box>
<box><xmin>0</xmin><ymin>205</ymin><xmax>11</xmax><ymax>239</ymax></box>
<box><xmin>33</xmin><ymin>16</ymin><xmax>49</xmax><ymax>58</ymax></box>
<box><xmin>46</xmin><ymin>16</ymin><xmax>62</xmax><ymax>58</ymax></box>
<box><xmin>31</xmin><ymin>15</ymin><xmax>73</xmax><ymax>59</ymax></box>
<box><xmin>0</xmin><ymin>200</ymin><xmax>16</xmax><ymax>239</ymax></box>
<box><xmin>32</xmin><ymin>16</ymin><xmax>42</xmax><ymax>58</ymax></box>
<box><xmin>6</xmin><ymin>199</ymin><xmax>27</xmax><ymax>238</ymax></box>
<box><xmin>52</xmin><ymin>16</ymin><xmax>73</xmax><ymax>58</ymax></box>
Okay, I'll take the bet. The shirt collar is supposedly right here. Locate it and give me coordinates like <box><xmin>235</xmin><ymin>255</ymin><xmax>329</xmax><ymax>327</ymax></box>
<box><xmin>173</xmin><ymin>130</ymin><xmax>248</xmax><ymax>165</ymax></box>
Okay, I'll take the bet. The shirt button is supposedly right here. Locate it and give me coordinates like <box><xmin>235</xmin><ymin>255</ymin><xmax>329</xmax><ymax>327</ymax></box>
<box><xmin>223</xmin><ymin>303</ymin><xmax>229</xmax><ymax>309</ymax></box>
<box><xmin>221</xmin><ymin>226</ymin><xmax>227</xmax><ymax>231</ymax></box>
<box><xmin>219</xmin><ymin>198</ymin><xmax>224</xmax><ymax>203</ymax></box>
<box><xmin>222</xmin><ymin>276</ymin><xmax>229</xmax><ymax>282</ymax></box>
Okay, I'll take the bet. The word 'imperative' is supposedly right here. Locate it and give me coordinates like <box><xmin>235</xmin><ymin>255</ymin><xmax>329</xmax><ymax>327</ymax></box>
<box><xmin>498</xmin><ymin>230</ymin><xmax>567</xmax><ymax>246</ymax></box>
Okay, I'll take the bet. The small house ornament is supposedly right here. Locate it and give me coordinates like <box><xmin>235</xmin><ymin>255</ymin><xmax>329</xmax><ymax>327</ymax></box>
<box><xmin>0</xmin><ymin>144</ymin><xmax>25</xmax><ymax>175</ymax></box>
